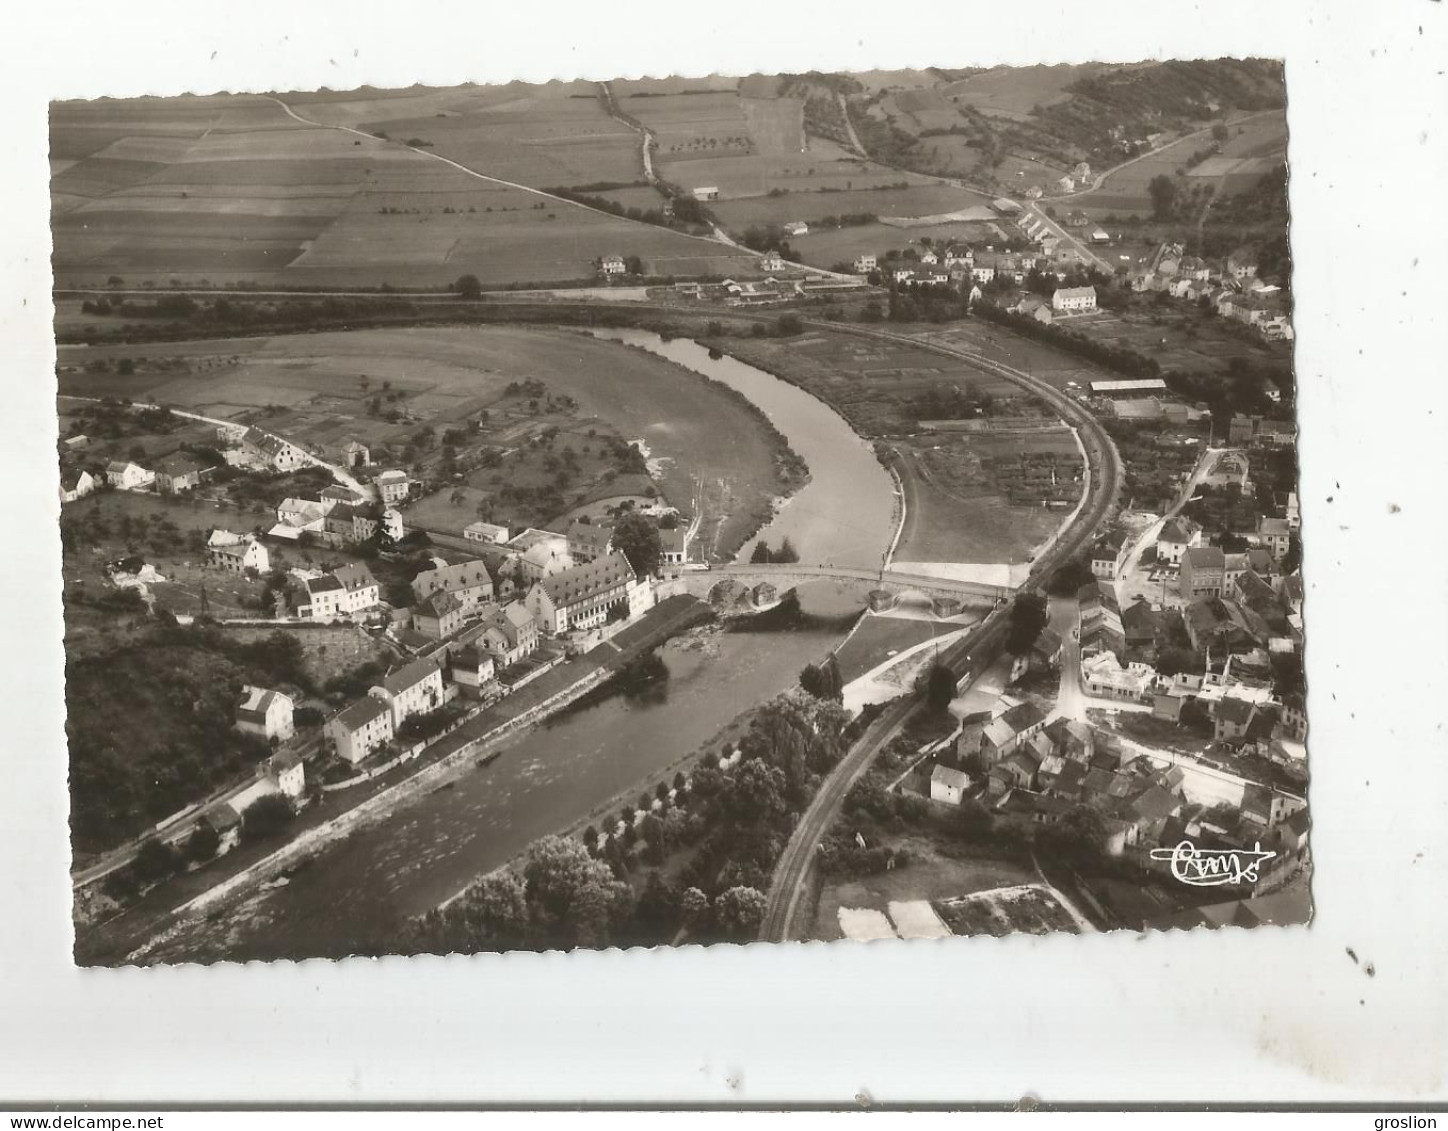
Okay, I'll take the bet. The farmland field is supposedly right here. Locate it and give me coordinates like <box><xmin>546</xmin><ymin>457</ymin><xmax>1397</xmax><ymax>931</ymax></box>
<box><xmin>941</xmin><ymin>64</ymin><xmax>1111</xmax><ymax>120</ymax></box>
<box><xmin>50</xmin><ymin>89</ymin><xmax>757</xmax><ymax>288</ymax></box>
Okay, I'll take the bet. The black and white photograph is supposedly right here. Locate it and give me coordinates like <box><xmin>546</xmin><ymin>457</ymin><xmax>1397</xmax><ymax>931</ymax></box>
<box><xmin>54</xmin><ymin>59</ymin><xmax>1310</xmax><ymax>965</ymax></box>
<box><xmin>4</xmin><ymin>0</ymin><xmax>1447</xmax><ymax>1113</ymax></box>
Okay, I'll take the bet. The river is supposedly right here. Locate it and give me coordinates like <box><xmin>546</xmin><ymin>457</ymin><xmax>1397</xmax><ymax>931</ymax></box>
<box><xmin>591</xmin><ymin>329</ymin><xmax>899</xmax><ymax>572</ymax></box>
<box><xmin>146</xmin><ymin>619</ymin><xmax>847</xmax><ymax>962</ymax></box>
<box><xmin>140</xmin><ymin>330</ymin><xmax>900</xmax><ymax>963</ymax></box>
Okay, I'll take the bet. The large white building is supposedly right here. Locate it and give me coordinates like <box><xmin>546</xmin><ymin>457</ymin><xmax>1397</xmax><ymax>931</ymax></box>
<box><xmin>1051</xmin><ymin>285</ymin><xmax>1097</xmax><ymax>313</ymax></box>
<box><xmin>208</xmin><ymin>530</ymin><xmax>270</xmax><ymax>574</ymax></box>
<box><xmin>526</xmin><ymin>552</ymin><xmax>637</xmax><ymax>634</ymax></box>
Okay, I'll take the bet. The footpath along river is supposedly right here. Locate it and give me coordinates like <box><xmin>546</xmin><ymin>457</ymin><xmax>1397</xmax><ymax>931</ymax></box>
<box><xmin>143</xmin><ymin>329</ymin><xmax>900</xmax><ymax>963</ymax></box>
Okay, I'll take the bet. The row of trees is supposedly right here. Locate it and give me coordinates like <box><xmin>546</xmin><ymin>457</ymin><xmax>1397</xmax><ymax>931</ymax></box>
<box><xmin>399</xmin><ymin>694</ymin><xmax>854</xmax><ymax>953</ymax></box>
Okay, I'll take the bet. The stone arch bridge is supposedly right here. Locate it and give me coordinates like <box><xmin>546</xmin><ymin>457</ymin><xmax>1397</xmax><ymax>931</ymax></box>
<box><xmin>677</xmin><ymin>563</ymin><xmax>1016</xmax><ymax>617</ymax></box>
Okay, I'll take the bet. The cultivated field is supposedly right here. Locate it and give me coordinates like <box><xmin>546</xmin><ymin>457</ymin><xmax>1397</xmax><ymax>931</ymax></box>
<box><xmin>51</xmin><ymin>88</ymin><xmax>756</xmax><ymax>288</ymax></box>
<box><xmin>941</xmin><ymin>64</ymin><xmax>1111</xmax><ymax>120</ymax></box>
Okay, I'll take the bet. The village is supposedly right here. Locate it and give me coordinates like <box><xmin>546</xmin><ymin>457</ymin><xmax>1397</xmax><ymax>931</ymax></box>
<box><xmin>59</xmin><ymin>409</ymin><xmax>704</xmax><ymax>882</ymax></box>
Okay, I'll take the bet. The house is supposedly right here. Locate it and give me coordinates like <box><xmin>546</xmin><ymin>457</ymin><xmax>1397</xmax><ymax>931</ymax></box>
<box><xmin>411</xmin><ymin>554</ymin><xmax>495</xmax><ymax>610</ymax></box>
<box><xmin>242</xmin><ymin>428</ymin><xmax>306</xmax><ymax>473</ymax></box>
<box><xmin>155</xmin><ymin>453</ymin><xmax>207</xmax><ymax>495</ymax></box>
<box><xmin>759</xmin><ymin>251</ymin><xmax>787</xmax><ymax>273</ymax></box>
<box><xmin>58</xmin><ymin>468</ymin><xmax>96</xmax><ymax>504</ymax></box>
<box><xmin>207</xmin><ymin>531</ymin><xmax>270</xmax><ymax>575</ymax></box>
<box><xmin>691</xmin><ymin>186</ymin><xmax>720</xmax><ymax>202</ymax></box>
<box><xmin>235</xmin><ymin>685</ymin><xmax>295</xmax><ymax>743</ymax></box>
<box><xmin>660</xmin><ymin>524</ymin><xmax>690</xmax><ymax>567</ymax></box>
<box><xmin>1226</xmin><ymin>414</ymin><xmax>1256</xmax><ymax>444</ymax></box>
<box><xmin>292</xmin><ymin>563</ymin><xmax>379</xmax><ymax>621</ymax></box>
<box><xmin>1090</xmin><ymin>228</ymin><xmax>1111</xmax><ymax>244</ymax></box>
<box><xmin>1065</xmin><ymin>210</ymin><xmax>1090</xmax><ymax>228</ymax></box>
<box><xmin>599</xmin><ymin>254</ymin><xmax>627</xmax><ymax>276</ymax></box>
<box><xmin>277</xmin><ymin>496</ymin><xmax>335</xmax><ymax>526</ymax></box>
<box><xmin>969</xmin><ymin>264</ymin><xmax>995</xmax><ymax>284</ymax></box>
<box><xmin>321</xmin><ymin>485</ymin><xmax>362</xmax><ymax>505</ymax></box>
<box><xmin>1178</xmin><ymin>255</ymin><xmax>1210</xmax><ymax>281</ymax></box>
<box><xmin>918</xmin><ymin>248</ymin><xmax>939</xmax><ymax>266</ymax></box>
<box><xmin>781</xmin><ymin>220</ymin><xmax>809</xmax><ymax>237</ymax></box>
<box><xmin>204</xmin><ymin>806</ymin><xmax>242</xmax><ymax>855</ymax></box>
<box><xmin>1081</xmin><ymin>650</ymin><xmax>1154</xmax><ymax>701</ymax></box>
<box><xmin>1090</xmin><ymin>541</ymin><xmax>1120</xmax><ymax>579</ymax></box>
<box><xmin>1071</xmin><ymin>161</ymin><xmax>1091</xmax><ymax>181</ymax></box>
<box><xmin>1051</xmin><ymin>285</ymin><xmax>1096</xmax><ymax>313</ymax></box>
<box><xmin>105</xmin><ymin>460</ymin><xmax>154</xmax><ymax>490</ymax></box>
<box><xmin>853</xmin><ymin>254</ymin><xmax>877</xmax><ymax>274</ymax></box>
<box><xmin>1242</xmin><ymin>784</ymin><xmax>1306</xmax><ymax>831</ymax></box>
<box><xmin>527</xmin><ymin>552</ymin><xmax>636</xmax><ymax>634</ymax></box>
<box><xmin>1078</xmin><ymin>580</ymin><xmax>1125</xmax><ymax>662</ymax></box>
<box><xmin>1024</xmin><ymin>184</ymin><xmax>1043</xmax><ymax>200</ymax></box>
<box><xmin>341</xmin><ymin>439</ymin><xmax>370</xmax><ymax>468</ymax></box>
<box><xmin>264</xmin><ymin>750</ymin><xmax>306</xmax><ymax>800</ymax></box>
<box><xmin>464</xmin><ymin>521</ymin><xmax>511</xmax><ymax>545</ymax></box>
<box><xmin>1258</xmin><ymin>516</ymin><xmax>1292</xmax><ymax>560</ymax></box>
<box><xmin>1180</xmin><ymin>546</ymin><xmax>1227</xmax><ymax>599</ymax></box>
<box><xmin>930</xmin><ymin>763</ymin><xmax>969</xmax><ymax>806</ymax></box>
<box><xmin>412</xmin><ymin>589</ymin><xmax>467</xmax><ymax>641</ymax></box>
<box><xmin>447</xmin><ymin>642</ymin><xmax>497</xmax><ymax>700</ymax></box>
<box><xmin>374</xmin><ymin>469</ymin><xmax>411</xmax><ymax>505</ymax></box>
<box><xmin>328</xmin><ymin>696</ymin><xmax>395</xmax><ymax>765</ymax></box>
<box><xmin>1223</xmin><ymin>552</ymin><xmax>1248</xmax><ymax>589</ymax></box>
<box><xmin>505</xmin><ymin>528</ymin><xmax>573</xmax><ymax>582</ymax></box>
<box><xmin>370</xmin><ymin>655</ymin><xmax>446</xmax><ymax>728</ymax></box>
<box><xmin>466</xmin><ymin>602</ymin><xmax>541</xmax><ymax>667</ymax></box>
<box><xmin>1009</xmin><ymin>625</ymin><xmax>1062</xmax><ymax>683</ymax></box>
<box><xmin>1185</xmin><ymin>597</ymin><xmax>1266</xmax><ymax>655</ymax></box>
<box><xmin>567</xmin><ymin>519</ymin><xmax>616</xmax><ymax>563</ymax></box>
<box><xmin>981</xmin><ymin>702</ymin><xmax>1048</xmax><ymax>764</ymax></box>
<box><xmin>1156</xmin><ymin>517</ymin><xmax>1202</xmax><ymax>564</ymax></box>
<box><xmin>1226</xmin><ymin>250</ymin><xmax>1259</xmax><ymax>280</ymax></box>
<box><xmin>1056</xmin><ymin>176</ymin><xmax>1076</xmax><ymax>193</ymax></box>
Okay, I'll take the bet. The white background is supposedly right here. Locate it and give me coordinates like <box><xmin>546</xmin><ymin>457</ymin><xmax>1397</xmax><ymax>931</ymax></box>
<box><xmin>2</xmin><ymin>0</ymin><xmax>1445</xmax><ymax>1107</ymax></box>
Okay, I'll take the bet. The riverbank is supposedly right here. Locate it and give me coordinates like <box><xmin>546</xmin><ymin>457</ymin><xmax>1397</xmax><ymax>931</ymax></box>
<box><xmin>77</xmin><ymin>595</ymin><xmax>714</xmax><ymax>965</ymax></box>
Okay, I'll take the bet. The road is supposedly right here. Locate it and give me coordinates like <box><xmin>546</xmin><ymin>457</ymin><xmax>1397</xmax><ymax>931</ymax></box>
<box><xmin>755</xmin><ymin>319</ymin><xmax>1124</xmax><ymax>942</ymax></box>
<box><xmin>1047</xmin><ymin>596</ymin><xmax>1086</xmax><ymax>723</ymax></box>
<box><xmin>1115</xmin><ymin>444</ymin><xmax>1228</xmax><ymax>608</ymax></box>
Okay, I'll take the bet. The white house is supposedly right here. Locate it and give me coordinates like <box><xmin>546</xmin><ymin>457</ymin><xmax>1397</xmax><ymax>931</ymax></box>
<box><xmin>508</xmin><ymin>528</ymin><xmax>573</xmax><ymax>582</ymax></box>
<box><xmin>759</xmin><ymin>251</ymin><xmax>786</xmax><ymax>274</ymax></box>
<box><xmin>930</xmin><ymin>764</ymin><xmax>969</xmax><ymax>806</ymax></box>
<box><xmin>1156</xmin><ymin>518</ymin><xmax>1202</xmax><ymax>565</ymax></box>
<box><xmin>369</xmin><ymin>655</ymin><xmax>446</xmax><ymax>728</ymax></box>
<box><xmin>782</xmin><ymin>221</ymin><xmax>808</xmax><ymax>237</ymax></box>
<box><xmin>328</xmin><ymin>696</ymin><xmax>394</xmax><ymax>765</ymax></box>
<box><xmin>59</xmin><ymin>469</ymin><xmax>96</xmax><ymax>504</ymax></box>
<box><xmin>105</xmin><ymin>460</ymin><xmax>154</xmax><ymax>490</ymax></box>
<box><xmin>235</xmin><ymin>685</ymin><xmax>295</xmax><ymax>743</ymax></box>
<box><xmin>264</xmin><ymin>751</ymin><xmax>306</xmax><ymax>799</ymax></box>
<box><xmin>600</xmin><ymin>254</ymin><xmax>627</xmax><ymax>276</ymax></box>
<box><xmin>853</xmin><ymin>253</ymin><xmax>877</xmax><ymax>273</ymax></box>
<box><xmin>208</xmin><ymin>530</ymin><xmax>270</xmax><ymax>575</ymax></box>
<box><xmin>293</xmin><ymin>563</ymin><xmax>379</xmax><ymax>620</ymax></box>
<box><xmin>1051</xmin><ymin>285</ymin><xmax>1097</xmax><ymax>313</ymax></box>
<box><xmin>464</xmin><ymin>521</ymin><xmax>511</xmax><ymax>545</ymax></box>
<box><xmin>242</xmin><ymin>428</ymin><xmax>307</xmax><ymax>473</ymax></box>
<box><xmin>692</xmin><ymin>186</ymin><xmax>720</xmax><ymax>202</ymax></box>
<box><xmin>375</xmin><ymin>469</ymin><xmax>411</xmax><ymax>505</ymax></box>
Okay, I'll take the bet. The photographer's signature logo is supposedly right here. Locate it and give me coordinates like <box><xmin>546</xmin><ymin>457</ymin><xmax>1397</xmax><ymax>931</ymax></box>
<box><xmin>1150</xmin><ymin>840</ymin><xmax>1276</xmax><ymax>887</ymax></box>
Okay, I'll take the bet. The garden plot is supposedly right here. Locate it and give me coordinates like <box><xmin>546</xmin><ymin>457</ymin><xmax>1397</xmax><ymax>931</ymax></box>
<box><xmin>934</xmin><ymin>883</ymin><xmax>1081</xmax><ymax>937</ymax></box>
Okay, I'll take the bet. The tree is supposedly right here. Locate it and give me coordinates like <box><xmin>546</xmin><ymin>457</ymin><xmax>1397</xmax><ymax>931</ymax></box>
<box><xmin>456</xmin><ymin>870</ymin><xmax>529</xmax><ymax>949</ymax></box>
<box><xmin>926</xmin><ymin>662</ymin><xmax>958</xmax><ymax>712</ymax></box>
<box><xmin>1004</xmin><ymin>592</ymin><xmax>1048</xmax><ymax>656</ymax></box>
<box><xmin>1040</xmin><ymin>805</ymin><xmax>1109</xmax><ymax>868</ymax></box>
<box><xmin>1211</xmin><ymin>122</ymin><xmax>1230</xmax><ymax>144</ymax></box>
<box><xmin>750</xmin><ymin>540</ymin><xmax>773</xmax><ymax>564</ymax></box>
<box><xmin>523</xmin><ymin>835</ymin><xmax>631</xmax><ymax>949</ymax></box>
<box><xmin>612</xmin><ymin>512</ymin><xmax>663</xmax><ymax>577</ymax></box>
<box><xmin>184</xmin><ymin>821</ymin><xmax>220</xmax><ymax>863</ymax></box>
<box><xmin>774</xmin><ymin>536</ymin><xmax>799</xmax><ymax>564</ymax></box>
<box><xmin>712</xmin><ymin>885</ymin><xmax>767</xmax><ymax>940</ymax></box>
<box><xmin>1148</xmin><ymin>174</ymin><xmax>1178</xmax><ymax>221</ymax></box>
<box><xmin>239</xmin><ymin>793</ymin><xmax>294</xmax><ymax>842</ymax></box>
<box><xmin>720</xmin><ymin>759</ymin><xmax>788</xmax><ymax>826</ymax></box>
<box><xmin>680</xmin><ymin>886</ymin><xmax>710</xmax><ymax>922</ymax></box>
<box><xmin>132</xmin><ymin>837</ymin><xmax>182</xmax><ymax>884</ymax></box>
<box><xmin>956</xmin><ymin>798</ymin><xmax>994</xmax><ymax>842</ymax></box>
<box><xmin>454</xmin><ymin>274</ymin><xmax>483</xmax><ymax>299</ymax></box>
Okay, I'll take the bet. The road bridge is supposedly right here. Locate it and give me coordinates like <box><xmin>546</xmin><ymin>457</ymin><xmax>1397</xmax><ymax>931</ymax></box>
<box><xmin>677</xmin><ymin>562</ymin><xmax>1015</xmax><ymax>616</ymax></box>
